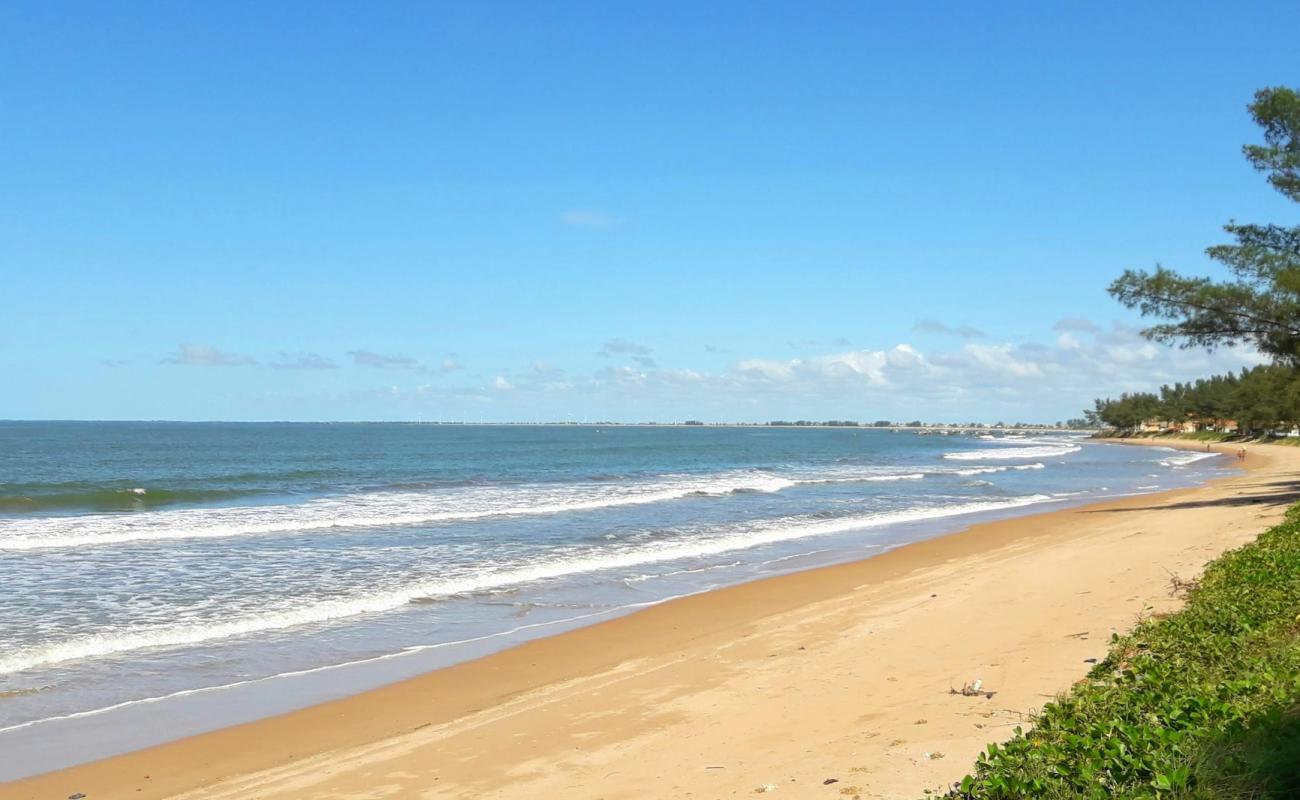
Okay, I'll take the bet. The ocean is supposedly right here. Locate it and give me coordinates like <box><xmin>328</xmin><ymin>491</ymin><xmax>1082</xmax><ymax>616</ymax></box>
<box><xmin>0</xmin><ymin>421</ymin><xmax>1227</xmax><ymax>778</ymax></box>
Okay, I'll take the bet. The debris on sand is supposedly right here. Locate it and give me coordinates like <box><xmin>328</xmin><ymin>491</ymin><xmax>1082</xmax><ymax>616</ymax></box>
<box><xmin>951</xmin><ymin>678</ymin><xmax>997</xmax><ymax>699</ymax></box>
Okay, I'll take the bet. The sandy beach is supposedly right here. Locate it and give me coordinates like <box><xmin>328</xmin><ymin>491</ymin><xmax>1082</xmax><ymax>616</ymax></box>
<box><xmin>5</xmin><ymin>438</ymin><xmax>1297</xmax><ymax>800</ymax></box>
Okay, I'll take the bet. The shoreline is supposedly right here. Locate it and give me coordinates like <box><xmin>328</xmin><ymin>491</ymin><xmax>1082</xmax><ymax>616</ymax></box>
<box><xmin>4</xmin><ymin>438</ymin><xmax>1291</xmax><ymax>800</ymax></box>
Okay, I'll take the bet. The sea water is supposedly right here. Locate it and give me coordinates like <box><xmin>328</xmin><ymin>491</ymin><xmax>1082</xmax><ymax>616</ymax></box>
<box><xmin>0</xmin><ymin>422</ymin><xmax>1227</xmax><ymax>778</ymax></box>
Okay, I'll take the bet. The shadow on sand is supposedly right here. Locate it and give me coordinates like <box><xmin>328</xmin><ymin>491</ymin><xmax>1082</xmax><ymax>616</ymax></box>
<box><xmin>1081</xmin><ymin>481</ymin><xmax>1300</xmax><ymax>513</ymax></box>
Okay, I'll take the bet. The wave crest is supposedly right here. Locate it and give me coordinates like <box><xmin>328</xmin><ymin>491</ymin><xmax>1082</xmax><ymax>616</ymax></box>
<box><xmin>0</xmin><ymin>493</ymin><xmax>1057</xmax><ymax>675</ymax></box>
<box><xmin>943</xmin><ymin>445</ymin><xmax>1081</xmax><ymax>461</ymax></box>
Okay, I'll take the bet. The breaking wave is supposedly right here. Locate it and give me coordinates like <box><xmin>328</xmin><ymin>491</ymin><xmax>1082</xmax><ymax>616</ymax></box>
<box><xmin>0</xmin><ymin>493</ymin><xmax>1056</xmax><ymax>675</ymax></box>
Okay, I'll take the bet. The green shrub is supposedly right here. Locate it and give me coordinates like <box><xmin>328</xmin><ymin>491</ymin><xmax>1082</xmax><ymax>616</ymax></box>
<box><xmin>938</xmin><ymin>504</ymin><xmax>1300</xmax><ymax>798</ymax></box>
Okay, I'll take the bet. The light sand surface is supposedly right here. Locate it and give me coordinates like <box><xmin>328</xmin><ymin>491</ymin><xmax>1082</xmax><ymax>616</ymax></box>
<box><xmin>6</xmin><ymin>438</ymin><xmax>1298</xmax><ymax>800</ymax></box>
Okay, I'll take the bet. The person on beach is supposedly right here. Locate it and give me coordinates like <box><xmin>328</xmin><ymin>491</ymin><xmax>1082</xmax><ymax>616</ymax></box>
<box><xmin>1238</xmin><ymin>448</ymin><xmax>1247</xmax><ymax>461</ymax></box>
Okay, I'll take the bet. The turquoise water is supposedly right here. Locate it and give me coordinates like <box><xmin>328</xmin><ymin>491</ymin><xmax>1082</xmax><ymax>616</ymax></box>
<box><xmin>0</xmin><ymin>422</ymin><xmax>1227</xmax><ymax>777</ymax></box>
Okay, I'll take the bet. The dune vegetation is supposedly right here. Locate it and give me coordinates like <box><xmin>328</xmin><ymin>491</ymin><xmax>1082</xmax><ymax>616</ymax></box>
<box><xmin>938</xmin><ymin>502</ymin><xmax>1300</xmax><ymax>799</ymax></box>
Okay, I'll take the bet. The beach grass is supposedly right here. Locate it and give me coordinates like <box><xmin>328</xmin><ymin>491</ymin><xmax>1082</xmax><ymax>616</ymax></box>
<box><xmin>937</xmin><ymin>502</ymin><xmax>1300</xmax><ymax>798</ymax></box>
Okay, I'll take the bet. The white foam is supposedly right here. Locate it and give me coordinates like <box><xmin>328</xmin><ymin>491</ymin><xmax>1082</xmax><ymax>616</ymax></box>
<box><xmin>0</xmin><ymin>471</ymin><xmax>798</xmax><ymax>552</ymax></box>
<box><xmin>795</xmin><ymin>470</ymin><xmax>926</xmax><ymax>484</ymax></box>
<box><xmin>0</xmin><ymin>493</ymin><xmax>1057</xmax><ymax>675</ymax></box>
<box><xmin>1159</xmin><ymin>452</ymin><xmax>1218</xmax><ymax>467</ymax></box>
<box><xmin>0</xmin><ymin>598</ymin><xmax>682</xmax><ymax>737</ymax></box>
<box><xmin>953</xmin><ymin>466</ymin><xmax>1008</xmax><ymax>476</ymax></box>
<box><xmin>950</xmin><ymin>462</ymin><xmax>1046</xmax><ymax>476</ymax></box>
<box><xmin>756</xmin><ymin>548</ymin><xmax>836</xmax><ymax>567</ymax></box>
<box><xmin>0</xmin><ymin>465</ymin><xmax>970</xmax><ymax>553</ymax></box>
<box><xmin>943</xmin><ymin>445</ymin><xmax>1081</xmax><ymax>461</ymax></box>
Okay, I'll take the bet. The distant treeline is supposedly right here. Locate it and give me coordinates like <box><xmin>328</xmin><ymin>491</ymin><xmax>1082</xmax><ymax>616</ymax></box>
<box><xmin>1089</xmin><ymin>364</ymin><xmax>1300</xmax><ymax>435</ymax></box>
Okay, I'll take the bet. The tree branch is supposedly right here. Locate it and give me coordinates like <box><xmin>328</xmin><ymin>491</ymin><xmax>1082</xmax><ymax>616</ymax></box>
<box><xmin>1118</xmin><ymin>286</ymin><xmax>1300</xmax><ymax>337</ymax></box>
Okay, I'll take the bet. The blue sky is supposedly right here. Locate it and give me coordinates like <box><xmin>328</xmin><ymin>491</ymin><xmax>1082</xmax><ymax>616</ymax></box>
<box><xmin>2</xmin><ymin>1</ymin><xmax>1295</xmax><ymax>422</ymax></box>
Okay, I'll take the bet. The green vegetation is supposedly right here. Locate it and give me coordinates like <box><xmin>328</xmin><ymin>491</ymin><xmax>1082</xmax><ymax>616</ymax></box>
<box><xmin>1088</xmin><ymin>365</ymin><xmax>1300</xmax><ymax>436</ymax></box>
<box><xmin>766</xmin><ymin>419</ymin><xmax>863</xmax><ymax>427</ymax></box>
<box><xmin>938</xmin><ymin>503</ymin><xmax>1300</xmax><ymax>799</ymax></box>
<box><xmin>1152</xmin><ymin>431</ymin><xmax>1238</xmax><ymax>443</ymax></box>
<box><xmin>1089</xmin><ymin>86</ymin><xmax>1300</xmax><ymax>438</ymax></box>
<box><xmin>1110</xmin><ymin>87</ymin><xmax>1300</xmax><ymax>364</ymax></box>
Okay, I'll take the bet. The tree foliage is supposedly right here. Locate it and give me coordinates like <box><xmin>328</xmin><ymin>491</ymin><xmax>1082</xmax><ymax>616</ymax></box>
<box><xmin>1110</xmin><ymin>87</ymin><xmax>1300</xmax><ymax>363</ymax></box>
<box><xmin>1089</xmin><ymin>364</ymin><xmax>1300</xmax><ymax>436</ymax></box>
<box><xmin>1243</xmin><ymin>86</ymin><xmax>1300</xmax><ymax>202</ymax></box>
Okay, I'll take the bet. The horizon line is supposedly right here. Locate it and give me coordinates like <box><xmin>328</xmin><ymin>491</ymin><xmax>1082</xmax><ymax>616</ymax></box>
<box><xmin>0</xmin><ymin>418</ymin><xmax>1087</xmax><ymax>428</ymax></box>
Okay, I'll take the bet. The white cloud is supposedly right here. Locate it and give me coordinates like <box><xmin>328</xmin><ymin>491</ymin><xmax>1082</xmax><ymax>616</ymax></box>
<box><xmin>355</xmin><ymin>317</ymin><xmax>1267</xmax><ymax>423</ymax></box>
<box><xmin>1103</xmin><ymin>341</ymin><xmax>1160</xmax><ymax>365</ymax></box>
<box><xmin>735</xmin><ymin>345</ymin><xmax>934</xmax><ymax>389</ymax></box>
<box><xmin>736</xmin><ymin>357</ymin><xmax>798</xmax><ymax>383</ymax></box>
<box><xmin>162</xmin><ymin>344</ymin><xmax>255</xmax><ymax>367</ymax></box>
<box><xmin>594</xmin><ymin>365</ymin><xmax>649</xmax><ymax>387</ymax></box>
<box><xmin>575</xmin><ymin>322</ymin><xmax>1262</xmax><ymax>420</ymax></box>
<box><xmin>598</xmin><ymin>338</ymin><xmax>656</xmax><ymax>368</ymax></box>
<box><xmin>958</xmin><ymin>343</ymin><xmax>1043</xmax><ymax>378</ymax></box>
<box><xmin>1056</xmin><ymin>333</ymin><xmax>1082</xmax><ymax>351</ymax></box>
<box><xmin>810</xmin><ymin>350</ymin><xmax>890</xmax><ymax>383</ymax></box>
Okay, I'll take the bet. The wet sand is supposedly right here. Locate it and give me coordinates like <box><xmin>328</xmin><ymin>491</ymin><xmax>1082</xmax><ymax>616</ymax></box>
<box><xmin>5</xmin><ymin>438</ymin><xmax>1295</xmax><ymax>800</ymax></box>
